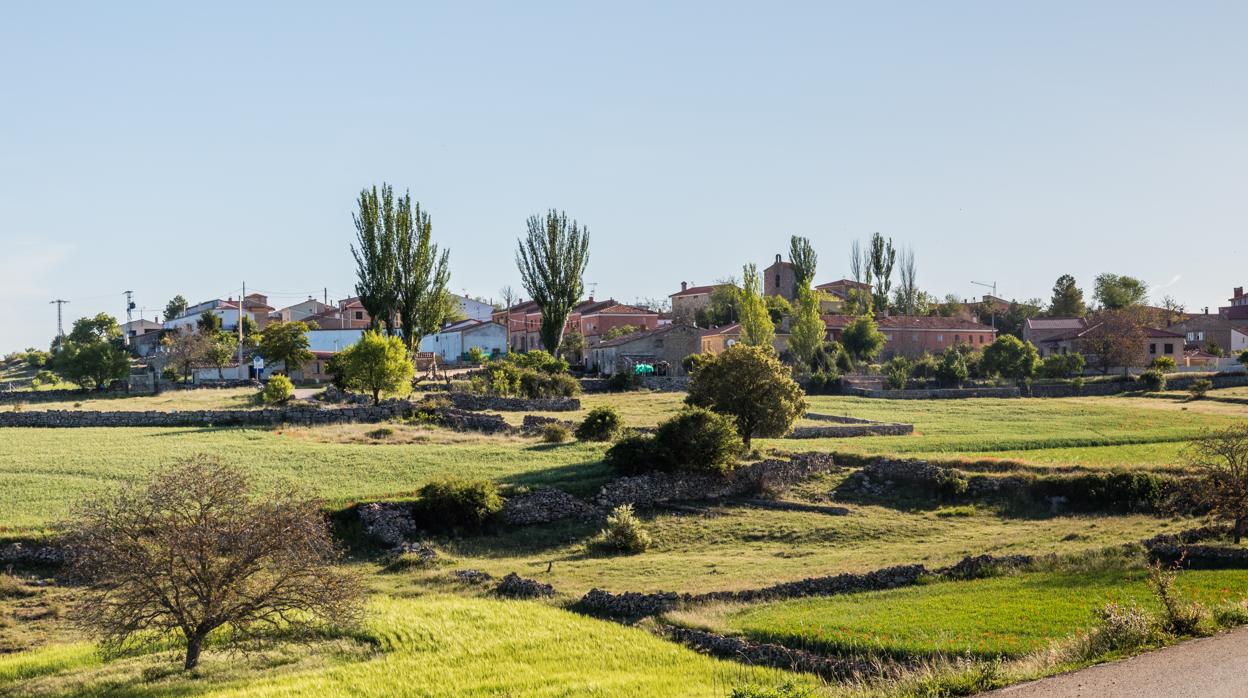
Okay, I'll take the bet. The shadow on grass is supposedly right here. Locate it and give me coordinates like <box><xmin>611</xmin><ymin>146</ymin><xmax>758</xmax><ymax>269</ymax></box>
<box><xmin>499</xmin><ymin>459</ymin><xmax>613</xmax><ymax>499</ymax></box>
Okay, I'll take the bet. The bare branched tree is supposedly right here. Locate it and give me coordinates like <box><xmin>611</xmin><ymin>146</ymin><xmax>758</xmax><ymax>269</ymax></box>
<box><xmin>515</xmin><ymin>210</ymin><xmax>590</xmax><ymax>355</ymax></box>
<box><xmin>895</xmin><ymin>246</ymin><xmax>919</xmax><ymax>316</ymax></box>
<box><xmin>64</xmin><ymin>457</ymin><xmax>363</xmax><ymax>670</ymax></box>
<box><xmin>1185</xmin><ymin>425</ymin><xmax>1248</xmax><ymax>543</ymax></box>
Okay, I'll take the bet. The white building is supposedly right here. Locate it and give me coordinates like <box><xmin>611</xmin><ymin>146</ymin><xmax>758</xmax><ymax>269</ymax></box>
<box><xmin>306</xmin><ymin>329</ymin><xmax>365</xmax><ymax>354</ymax></box>
<box><xmin>454</xmin><ymin>294</ymin><xmax>496</xmax><ymax>322</ymax></box>
<box><xmin>418</xmin><ymin>320</ymin><xmax>508</xmax><ymax>363</ymax></box>
<box><xmin>163</xmin><ymin>299</ymin><xmax>241</xmax><ymax>332</ymax></box>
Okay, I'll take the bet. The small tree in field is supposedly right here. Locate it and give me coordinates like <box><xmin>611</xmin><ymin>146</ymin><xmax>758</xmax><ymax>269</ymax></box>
<box><xmin>981</xmin><ymin>335</ymin><xmax>1039</xmax><ymax>382</ymax></box>
<box><xmin>64</xmin><ymin>457</ymin><xmax>362</xmax><ymax>670</ymax></box>
<box><xmin>1185</xmin><ymin>425</ymin><xmax>1248</xmax><ymax>543</ymax></box>
<box><xmin>840</xmin><ymin>315</ymin><xmax>886</xmax><ymax>363</ymax></box>
<box><xmin>338</xmin><ymin>331</ymin><xmax>415</xmax><ymax>404</ymax></box>
<box><xmin>686</xmin><ymin>344</ymin><xmax>806</xmax><ymax>449</ymax></box>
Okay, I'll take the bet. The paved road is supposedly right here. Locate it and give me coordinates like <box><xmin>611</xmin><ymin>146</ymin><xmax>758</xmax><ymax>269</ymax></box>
<box><xmin>982</xmin><ymin>626</ymin><xmax>1248</xmax><ymax>697</ymax></box>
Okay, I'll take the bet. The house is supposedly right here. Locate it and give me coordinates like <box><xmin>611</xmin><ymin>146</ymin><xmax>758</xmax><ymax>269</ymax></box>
<box><xmin>491</xmin><ymin>298</ymin><xmax>658</xmax><ymax>353</ymax></box>
<box><xmin>1223</xmin><ymin>286</ymin><xmax>1248</xmax><ymax>321</ymax></box>
<box><xmin>453</xmin><ymin>294</ymin><xmax>496</xmax><ymax>322</ymax></box>
<box><xmin>1036</xmin><ymin>324</ymin><xmax>1185</xmax><ymax>370</ymax></box>
<box><xmin>121</xmin><ymin>318</ymin><xmax>162</xmax><ymax>339</ymax></box>
<box><xmin>669</xmin><ymin>282</ymin><xmax>730</xmax><ymax>325</ymax></box>
<box><xmin>763</xmin><ymin>254</ymin><xmax>797</xmax><ymax>302</ymax></box>
<box><xmin>588</xmin><ymin>324</ymin><xmax>703</xmax><ymax>376</ymax></box>
<box><xmin>699</xmin><ymin>323</ymin><xmax>790</xmax><ymax>356</ymax></box>
<box><xmin>1171</xmin><ymin>305</ymin><xmax>1248</xmax><ymax>356</ymax></box>
<box><xmin>1024</xmin><ymin>317</ymin><xmax>1089</xmax><ymax>353</ymax></box>
<box><xmin>418</xmin><ymin>319</ymin><xmax>508</xmax><ymax>364</ymax></box>
<box><xmin>822</xmin><ymin>315</ymin><xmax>997</xmax><ymax>359</ymax></box>
<box><xmin>240</xmin><ymin>293</ymin><xmax>275</xmax><ymax>329</ymax></box>
<box><xmin>815</xmin><ymin>279</ymin><xmax>872</xmax><ymax>302</ymax></box>
<box><xmin>163</xmin><ymin>299</ymin><xmax>242</xmax><ymax>332</ymax></box>
<box><xmin>276</xmin><ymin>298</ymin><xmax>333</xmax><ymax>323</ymax></box>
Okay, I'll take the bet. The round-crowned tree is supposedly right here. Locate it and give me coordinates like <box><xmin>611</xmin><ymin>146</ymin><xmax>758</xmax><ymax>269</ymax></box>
<box><xmin>686</xmin><ymin>344</ymin><xmax>807</xmax><ymax>449</ymax></box>
<box><xmin>982</xmin><ymin>335</ymin><xmax>1040</xmax><ymax>381</ymax></box>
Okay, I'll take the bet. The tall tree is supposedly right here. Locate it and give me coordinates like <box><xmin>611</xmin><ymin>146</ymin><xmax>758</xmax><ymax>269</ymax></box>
<box><xmin>788</xmin><ymin>286</ymin><xmax>826</xmax><ymax>371</ymax></box>
<box><xmin>737</xmin><ymin>264</ymin><xmax>775</xmax><ymax>350</ymax></box>
<box><xmin>394</xmin><ymin>195</ymin><xmax>451</xmax><ymax>351</ymax></box>
<box><xmin>868</xmin><ymin>232</ymin><xmax>896</xmax><ymax>313</ymax></box>
<box><xmin>849</xmin><ymin>239</ymin><xmax>872</xmax><ymax>314</ymax></box>
<box><xmin>893</xmin><ymin>246</ymin><xmax>919</xmax><ymax>315</ymax></box>
<box><xmin>515</xmin><ymin>209</ymin><xmax>590</xmax><ymax>356</ymax></box>
<box><xmin>204</xmin><ymin>332</ymin><xmax>239</xmax><ymax>379</ymax></box>
<box><xmin>1160</xmin><ymin>295</ymin><xmax>1185</xmax><ymax>326</ymax></box>
<box><xmin>161</xmin><ymin>329</ymin><xmax>208</xmax><ymax>382</ymax></box>
<box><xmin>1048</xmin><ymin>274</ymin><xmax>1086</xmax><ymax>317</ymax></box>
<box><xmin>788</xmin><ymin>235</ymin><xmax>818</xmax><ymax>289</ymax></box>
<box><xmin>1094</xmin><ymin>273</ymin><xmax>1149</xmax><ymax>310</ymax></box>
<box><xmin>351</xmin><ymin>184</ymin><xmax>400</xmax><ymax>334</ymax></box>
<box><xmin>196</xmin><ymin>310</ymin><xmax>222</xmax><ymax>334</ymax></box>
<box><xmin>163</xmin><ymin>295</ymin><xmax>188</xmax><ymax>322</ymax></box>
<box><xmin>1080</xmin><ymin>308</ymin><xmax>1148</xmax><ymax>374</ymax></box>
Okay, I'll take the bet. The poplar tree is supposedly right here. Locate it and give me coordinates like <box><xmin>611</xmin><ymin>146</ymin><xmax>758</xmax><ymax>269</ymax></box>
<box><xmin>351</xmin><ymin>185</ymin><xmax>400</xmax><ymax>333</ymax></box>
<box><xmin>516</xmin><ymin>210</ymin><xmax>590</xmax><ymax>356</ymax></box>
<box><xmin>737</xmin><ymin>264</ymin><xmax>775</xmax><ymax>350</ymax></box>
<box><xmin>395</xmin><ymin>196</ymin><xmax>451</xmax><ymax>351</ymax></box>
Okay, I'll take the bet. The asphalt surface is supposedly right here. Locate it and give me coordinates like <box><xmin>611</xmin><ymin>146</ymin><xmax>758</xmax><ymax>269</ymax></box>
<box><xmin>981</xmin><ymin>626</ymin><xmax>1248</xmax><ymax>697</ymax></box>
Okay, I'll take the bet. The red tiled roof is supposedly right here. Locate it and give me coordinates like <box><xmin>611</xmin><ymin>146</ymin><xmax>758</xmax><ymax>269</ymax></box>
<box><xmin>594</xmin><ymin>323</ymin><xmax>686</xmax><ymax>347</ymax></box>
<box><xmin>582</xmin><ymin>303</ymin><xmax>656</xmax><ymax>316</ymax></box>
<box><xmin>670</xmin><ymin>284</ymin><xmax>727</xmax><ymax>298</ymax></box>
<box><xmin>1026</xmin><ymin>317</ymin><xmax>1088</xmax><ymax>331</ymax></box>
<box><xmin>1146</xmin><ymin>327</ymin><xmax>1185</xmax><ymax>338</ymax></box>
<box><xmin>822</xmin><ymin>315</ymin><xmax>996</xmax><ymax>332</ymax></box>
<box><xmin>815</xmin><ymin>279</ymin><xmax>871</xmax><ymax>291</ymax></box>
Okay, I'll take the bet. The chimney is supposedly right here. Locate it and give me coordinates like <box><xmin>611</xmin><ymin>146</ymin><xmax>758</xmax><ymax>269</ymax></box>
<box><xmin>1235</xmin><ymin>287</ymin><xmax>1244</xmax><ymax>299</ymax></box>
<box><xmin>681</xmin><ymin>281</ymin><xmax>688</xmax><ymax>292</ymax></box>
<box><xmin>775</xmin><ymin>253</ymin><xmax>782</xmax><ymax>264</ymax></box>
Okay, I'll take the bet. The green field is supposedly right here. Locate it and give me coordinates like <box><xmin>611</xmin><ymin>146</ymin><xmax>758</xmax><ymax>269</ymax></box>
<box><xmin>0</xmin><ymin>595</ymin><xmax>810</xmax><ymax>697</ymax></box>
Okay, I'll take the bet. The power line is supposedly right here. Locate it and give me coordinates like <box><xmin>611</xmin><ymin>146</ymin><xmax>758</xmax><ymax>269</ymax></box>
<box><xmin>49</xmin><ymin>299</ymin><xmax>69</xmax><ymax>337</ymax></box>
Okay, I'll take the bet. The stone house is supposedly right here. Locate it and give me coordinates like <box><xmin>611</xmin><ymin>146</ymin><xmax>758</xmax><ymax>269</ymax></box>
<box><xmin>763</xmin><ymin>254</ymin><xmax>797</xmax><ymax>302</ymax></box>
<box><xmin>1036</xmin><ymin>325</ymin><xmax>1185</xmax><ymax>370</ymax></box>
<box><xmin>418</xmin><ymin>319</ymin><xmax>509</xmax><ymax>364</ymax></box>
<box><xmin>669</xmin><ymin>282</ymin><xmax>730</xmax><ymax>325</ymax></box>
<box><xmin>698</xmin><ymin>323</ymin><xmax>790</xmax><ymax>356</ymax></box>
<box><xmin>1024</xmin><ymin>317</ymin><xmax>1088</xmax><ymax>354</ymax></box>
<box><xmin>588</xmin><ymin>324</ymin><xmax>703</xmax><ymax>376</ymax></box>
<box><xmin>276</xmin><ymin>298</ymin><xmax>333</xmax><ymax>323</ymax></box>
<box><xmin>822</xmin><ymin>315</ymin><xmax>997</xmax><ymax>359</ymax></box>
<box><xmin>308</xmin><ymin>297</ymin><xmax>373</xmax><ymax>330</ymax></box>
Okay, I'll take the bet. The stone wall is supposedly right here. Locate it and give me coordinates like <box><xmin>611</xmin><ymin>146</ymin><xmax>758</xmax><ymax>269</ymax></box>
<box><xmin>0</xmin><ymin>380</ymin><xmax>263</xmax><ymax>404</ymax></box>
<box><xmin>846</xmin><ymin>386</ymin><xmax>1020</xmax><ymax>399</ymax></box>
<box><xmin>0</xmin><ymin>401</ymin><xmax>413</xmax><ymax>428</ymax></box>
<box><xmin>638</xmin><ymin>376</ymin><xmax>690</xmax><ymax>392</ymax></box>
<box><xmin>787</xmin><ymin>423</ymin><xmax>914</xmax><ymax>438</ymax></box>
<box><xmin>663</xmin><ymin>625</ymin><xmax>879</xmax><ymax>679</ymax></box>
<box><xmin>447</xmin><ymin>392</ymin><xmax>581</xmax><ymax>412</ymax></box>
<box><xmin>594</xmin><ymin>453</ymin><xmax>839</xmax><ymax>508</ymax></box>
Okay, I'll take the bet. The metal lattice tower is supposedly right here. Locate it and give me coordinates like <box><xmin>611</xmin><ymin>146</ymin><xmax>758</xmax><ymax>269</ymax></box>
<box><xmin>124</xmin><ymin>290</ymin><xmax>135</xmax><ymax>324</ymax></box>
<box><xmin>50</xmin><ymin>299</ymin><xmax>69</xmax><ymax>337</ymax></box>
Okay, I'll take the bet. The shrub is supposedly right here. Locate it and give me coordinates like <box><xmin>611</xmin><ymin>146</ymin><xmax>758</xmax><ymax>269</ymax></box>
<box><xmin>1041</xmin><ymin>352</ymin><xmax>1086</xmax><ymax>379</ymax></box>
<box><xmin>25</xmin><ymin>350</ymin><xmax>50</xmax><ymax>368</ymax></box>
<box><xmin>607</xmin><ymin>371</ymin><xmax>640</xmax><ymax>392</ymax></box>
<box><xmin>1031</xmin><ymin>471</ymin><xmax>1166</xmax><ymax>512</ymax></box>
<box><xmin>730</xmin><ymin>683</ymin><xmax>817</xmax><ymax>698</ymax></box>
<box><xmin>575</xmin><ymin>406</ymin><xmax>621</xmax><ymax>442</ymax></box>
<box><xmin>367</xmin><ymin>427</ymin><xmax>395</xmax><ymax>440</ymax></box>
<box><xmin>466</xmin><ymin>346</ymin><xmax>488</xmax><ymax>365</ymax></box>
<box><xmin>884</xmin><ymin>357</ymin><xmax>909</xmax><ymax>390</ymax></box>
<box><xmin>1239</xmin><ymin>349</ymin><xmax>1248</xmax><ymax>369</ymax></box>
<box><xmin>1189</xmin><ymin>378</ymin><xmax>1213</xmax><ymax>400</ymax></box>
<box><xmin>336</xmin><ymin>330</ymin><xmax>415</xmax><ymax>404</ymax></box>
<box><xmin>34</xmin><ymin>369</ymin><xmax>59</xmax><ymax>386</ymax></box>
<box><xmin>1138</xmin><ymin>369</ymin><xmax>1166</xmax><ymax>392</ymax></box>
<box><xmin>1072</xmin><ymin>376</ymin><xmax>1085</xmax><ymax>392</ymax></box>
<box><xmin>1150</xmin><ymin>356</ymin><xmax>1177</xmax><ymax>372</ymax></box>
<box><xmin>982</xmin><ymin>335</ymin><xmax>1040</xmax><ymax>381</ymax></box>
<box><xmin>840</xmin><ymin>315</ymin><xmax>886</xmax><ymax>362</ymax></box>
<box><xmin>505</xmin><ymin>349</ymin><xmax>568</xmax><ymax>375</ymax></box>
<box><xmin>681</xmin><ymin>353</ymin><xmax>712</xmax><ymax>374</ymax></box>
<box><xmin>1086</xmin><ymin>600</ymin><xmax>1154</xmax><ymax>655</ymax></box>
<box><xmin>587</xmin><ymin>504</ymin><xmax>651</xmax><ymax>554</ymax></box>
<box><xmin>935</xmin><ymin>348</ymin><xmax>969</xmax><ymax>387</ymax></box>
<box><xmin>413</xmin><ymin>478</ymin><xmax>503</xmax><ymax>533</ymax></box>
<box><xmin>806</xmin><ymin>369</ymin><xmax>841</xmax><ymax>394</ymax></box>
<box><xmin>519</xmin><ymin>370</ymin><xmax>580</xmax><ymax>399</ymax></box>
<box><xmin>261</xmin><ymin>374</ymin><xmax>294</xmax><ymax>404</ymax></box>
<box><xmin>604</xmin><ymin>434</ymin><xmax>663</xmax><ymax>475</ymax></box>
<box><xmin>541</xmin><ymin>423</ymin><xmax>572</xmax><ymax>443</ymax></box>
<box><xmin>910</xmin><ymin>352</ymin><xmax>939</xmax><ymax>381</ymax></box>
<box><xmin>1148</xmin><ymin>561</ymin><xmax>1209</xmax><ymax>636</ymax></box>
<box><xmin>653</xmin><ymin>407</ymin><xmax>744</xmax><ymax>474</ymax></box>
<box><xmin>686</xmin><ymin>344</ymin><xmax>807</xmax><ymax>449</ymax></box>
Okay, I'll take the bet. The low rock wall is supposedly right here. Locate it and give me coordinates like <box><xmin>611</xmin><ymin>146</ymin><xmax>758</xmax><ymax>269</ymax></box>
<box><xmin>846</xmin><ymin>386</ymin><xmax>1020</xmax><ymax>399</ymax></box>
<box><xmin>447</xmin><ymin>393</ymin><xmax>581</xmax><ymax>412</ymax></box>
<box><xmin>0</xmin><ymin>402</ymin><xmax>413</xmax><ymax>428</ymax></box>
<box><xmin>638</xmin><ymin>376</ymin><xmax>690</xmax><ymax>392</ymax></box>
<box><xmin>594</xmin><ymin>453</ymin><xmax>840</xmax><ymax>509</ymax></box>
<box><xmin>788</xmin><ymin>423</ymin><xmax>913</xmax><ymax>438</ymax></box>
<box><xmin>664</xmin><ymin>626</ymin><xmax>880</xmax><ymax>679</ymax></box>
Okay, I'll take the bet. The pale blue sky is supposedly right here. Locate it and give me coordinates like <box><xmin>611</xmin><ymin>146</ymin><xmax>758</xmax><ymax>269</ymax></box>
<box><xmin>2</xmin><ymin>2</ymin><xmax>1246</xmax><ymax>350</ymax></box>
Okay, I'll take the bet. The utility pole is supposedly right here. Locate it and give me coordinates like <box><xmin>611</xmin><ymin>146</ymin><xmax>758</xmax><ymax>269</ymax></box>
<box><xmin>123</xmin><ymin>291</ymin><xmax>135</xmax><ymax>346</ymax></box>
<box><xmin>238</xmin><ymin>282</ymin><xmax>246</xmax><ymax>379</ymax></box>
<box><xmin>50</xmin><ymin>299</ymin><xmax>69</xmax><ymax>338</ymax></box>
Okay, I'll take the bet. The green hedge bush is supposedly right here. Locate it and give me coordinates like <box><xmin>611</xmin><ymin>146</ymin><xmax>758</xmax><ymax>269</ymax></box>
<box><xmin>413</xmin><ymin>477</ymin><xmax>503</xmax><ymax>532</ymax></box>
<box><xmin>575</xmin><ymin>406</ymin><xmax>622</xmax><ymax>442</ymax></box>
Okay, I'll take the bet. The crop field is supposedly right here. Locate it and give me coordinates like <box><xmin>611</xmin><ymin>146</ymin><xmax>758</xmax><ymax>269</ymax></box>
<box><xmin>682</xmin><ymin>567</ymin><xmax>1248</xmax><ymax>660</ymax></box>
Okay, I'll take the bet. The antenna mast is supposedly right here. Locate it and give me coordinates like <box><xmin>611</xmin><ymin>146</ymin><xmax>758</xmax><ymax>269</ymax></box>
<box><xmin>50</xmin><ymin>299</ymin><xmax>69</xmax><ymax>337</ymax></box>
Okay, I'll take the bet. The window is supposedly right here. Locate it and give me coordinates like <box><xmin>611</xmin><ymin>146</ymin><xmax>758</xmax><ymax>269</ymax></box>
<box><xmin>1199</xmin><ymin>331</ymin><xmax>1205</xmax><ymax>340</ymax></box>
<box><xmin>775</xmin><ymin>275</ymin><xmax>780</xmax><ymax>288</ymax></box>
<box><xmin>955</xmin><ymin>335</ymin><xmax>960</xmax><ymax>344</ymax></box>
<box><xmin>912</xmin><ymin>333</ymin><xmax>919</xmax><ymax>342</ymax></box>
<box><xmin>355</xmin><ymin>311</ymin><xmax>363</xmax><ymax>320</ymax></box>
<box><xmin>1149</xmin><ymin>343</ymin><xmax>1157</xmax><ymax>354</ymax></box>
<box><xmin>937</xmin><ymin>334</ymin><xmax>944</xmax><ymax>342</ymax></box>
<box><xmin>1165</xmin><ymin>343</ymin><xmax>1174</xmax><ymax>354</ymax></box>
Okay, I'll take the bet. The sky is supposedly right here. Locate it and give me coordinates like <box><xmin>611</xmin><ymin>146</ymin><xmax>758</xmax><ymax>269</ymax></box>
<box><xmin>2</xmin><ymin>1</ymin><xmax>1246</xmax><ymax>350</ymax></box>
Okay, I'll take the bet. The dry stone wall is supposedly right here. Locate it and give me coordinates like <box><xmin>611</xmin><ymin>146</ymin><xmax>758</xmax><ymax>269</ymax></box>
<box><xmin>447</xmin><ymin>393</ymin><xmax>580</xmax><ymax>412</ymax></box>
<box><xmin>0</xmin><ymin>402</ymin><xmax>413</xmax><ymax>428</ymax></box>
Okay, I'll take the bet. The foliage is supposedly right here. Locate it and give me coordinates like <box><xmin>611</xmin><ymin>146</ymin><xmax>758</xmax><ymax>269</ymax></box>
<box><xmin>892</xmin><ymin>246</ymin><xmax>919</xmax><ymax>315</ymax></box>
<box><xmin>681</xmin><ymin>352</ymin><xmax>713</xmax><ymax>375</ymax></box>
<box><xmin>910</xmin><ymin>352</ymin><xmax>939</xmax><ymax>380</ymax></box>
<box><xmin>336</xmin><ymin>331</ymin><xmax>414</xmax><ymax>404</ymax></box>
<box><xmin>737</xmin><ymin>263</ymin><xmax>775</xmax><ymax>349</ymax></box>
<box><xmin>394</xmin><ymin>195</ymin><xmax>451</xmax><ymax>351</ymax></box>
<box><xmin>576</xmin><ymin>406</ymin><xmax>622</xmax><ymax>442</ymax></box>
<box><xmin>1040</xmin><ymin>352</ymin><xmax>1086</xmax><ymax>379</ymax></box>
<box><xmin>541</xmin><ymin>423</ymin><xmax>572</xmax><ymax>443</ymax></box>
<box><xmin>351</xmin><ymin>184</ymin><xmax>400</xmax><ymax>333</ymax></box>
<box><xmin>607</xmin><ymin>370</ymin><xmax>640</xmax><ymax>392</ymax></box>
<box><xmin>786</xmin><ymin>287</ymin><xmax>825</xmax><ymax>372</ymax></box>
<box><xmin>516</xmin><ymin>209</ymin><xmax>590</xmax><ymax>356</ymax></box>
<box><xmin>559</xmin><ymin>328</ymin><xmax>588</xmax><ymax>363</ymax></box>
<box><xmin>1189</xmin><ymin>378</ymin><xmax>1213</xmax><ymax>399</ymax></box>
<box><xmin>1138</xmin><ymin>369</ymin><xmax>1166</xmax><ymax>392</ymax></box>
<box><xmin>261</xmin><ymin>374</ymin><xmax>294</xmax><ymax>404</ymax></box>
<box><xmin>466</xmin><ymin>346</ymin><xmax>488</xmax><ymax>365</ymax></box>
<box><xmin>1094</xmin><ymin>273</ymin><xmax>1149</xmax><ymax>310</ymax></box>
<box><xmin>1185</xmin><ymin>425</ymin><xmax>1248</xmax><ymax>542</ymax></box>
<box><xmin>993</xmin><ymin>299</ymin><xmax>1044</xmax><ymax>340</ymax></box>
<box><xmin>1048</xmin><ymin>274</ymin><xmax>1086</xmax><ymax>317</ymax></box>
<box><xmin>1203</xmin><ymin>340</ymin><xmax>1225</xmax><ymax>357</ymax></box>
<box><xmin>505</xmin><ymin>349</ymin><xmax>569</xmax><ymax>374</ymax></box>
<box><xmin>63</xmin><ymin>457</ymin><xmax>362</xmax><ymax>670</ymax></box>
<box><xmin>160</xmin><ymin>329</ymin><xmax>208</xmax><ymax>382</ymax></box>
<box><xmin>764</xmin><ymin>295</ymin><xmax>791</xmax><ymax>325</ymax></box>
<box><xmin>520</xmin><ymin>370</ymin><xmax>580</xmax><ymax>399</ymax></box>
<box><xmin>866</xmin><ymin>232</ymin><xmax>896</xmax><ymax>313</ymax></box>
<box><xmin>935</xmin><ymin>347</ymin><xmax>969</xmax><ymax>387</ymax></box>
<box><xmin>51</xmin><ymin>314</ymin><xmax>129</xmax><ymax>390</ymax></box>
<box><xmin>588</xmin><ymin>504</ymin><xmax>651</xmax><ymax>554</ymax></box>
<box><xmin>163</xmin><ymin>295</ymin><xmax>188</xmax><ymax>323</ymax></box>
<box><xmin>203</xmin><ymin>331</ymin><xmax>239</xmax><ymax>379</ymax></box>
<box><xmin>884</xmin><ymin>356</ymin><xmax>910</xmax><ymax>390</ymax></box>
<box><xmin>604</xmin><ymin>434</ymin><xmax>663</xmax><ymax>475</ymax></box>
<box><xmin>478</xmin><ymin>357</ymin><xmax>579</xmax><ymax>398</ymax></box>
<box><xmin>25</xmin><ymin>350</ymin><xmax>50</xmax><ymax>368</ymax></box>
<box><xmin>1147</xmin><ymin>561</ymin><xmax>1209</xmax><ymax>636</ymax></box>
<box><xmin>258</xmin><ymin>320</ymin><xmax>314</xmax><ymax>376</ymax></box>
<box><xmin>1239</xmin><ymin>350</ymin><xmax>1248</xmax><ymax>369</ymax></box>
<box><xmin>840</xmin><ymin>315</ymin><xmax>886</xmax><ymax>362</ymax></box>
<box><xmin>810</xmin><ymin>340</ymin><xmax>851</xmax><ymax>375</ymax></box>
<box><xmin>602</xmin><ymin>325</ymin><xmax>640</xmax><ymax>341</ymax></box>
<box><xmin>653</xmin><ymin>407</ymin><xmax>744</xmax><ymax>474</ymax></box>
<box><xmin>1086</xmin><ymin>601</ymin><xmax>1154</xmax><ymax>655</ymax></box>
<box><xmin>686</xmin><ymin>344</ymin><xmax>806</xmax><ymax>448</ymax></box>
<box><xmin>981</xmin><ymin>335</ymin><xmax>1040</xmax><ymax>381</ymax></box>
<box><xmin>1149</xmin><ymin>356</ymin><xmax>1177</xmax><ymax>372</ymax></box>
<box><xmin>695</xmin><ymin>279</ymin><xmax>741</xmax><ymax>327</ymax></box>
<box><xmin>413</xmin><ymin>477</ymin><xmax>503</xmax><ymax>533</ymax></box>
<box><xmin>196</xmin><ymin>310</ymin><xmax>222</xmax><ymax>333</ymax></box>
<box><xmin>1082</xmin><ymin>307</ymin><xmax>1149</xmax><ymax>374</ymax></box>
<box><xmin>788</xmin><ymin>235</ymin><xmax>817</xmax><ymax>289</ymax></box>
<box><xmin>730</xmin><ymin>683</ymin><xmax>817</xmax><ymax>698</ymax></box>
<box><xmin>806</xmin><ymin>370</ymin><xmax>842</xmax><ymax>394</ymax></box>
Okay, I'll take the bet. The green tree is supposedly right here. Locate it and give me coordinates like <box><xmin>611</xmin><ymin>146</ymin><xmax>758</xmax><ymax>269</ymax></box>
<box><xmin>1081</xmin><ymin>307</ymin><xmax>1148</xmax><ymax>374</ymax></box>
<box><xmin>686</xmin><ymin>344</ymin><xmax>807</xmax><ymax>449</ymax></box>
<box><xmin>981</xmin><ymin>335</ymin><xmax>1040</xmax><ymax>381</ymax></box>
<box><xmin>161</xmin><ymin>329</ymin><xmax>208</xmax><ymax>383</ymax></box>
<box><xmin>602</xmin><ymin>325</ymin><xmax>640</xmax><ymax>341</ymax></box>
<box><xmin>787</xmin><ymin>286</ymin><xmax>826</xmax><ymax>372</ymax></box>
<box><xmin>1048</xmin><ymin>274</ymin><xmax>1086</xmax><ymax>317</ymax></box>
<box><xmin>868</xmin><ymin>232</ymin><xmax>896</xmax><ymax>313</ymax></box>
<box><xmin>788</xmin><ymin>235</ymin><xmax>817</xmax><ymax>289</ymax></box>
<box><xmin>337</xmin><ymin>331</ymin><xmax>415</xmax><ymax>404</ymax></box>
<box><xmin>840</xmin><ymin>315</ymin><xmax>886</xmax><ymax>362</ymax></box>
<box><xmin>204</xmin><ymin>332</ymin><xmax>239</xmax><ymax>380</ymax></box>
<box><xmin>394</xmin><ymin>196</ymin><xmax>451</xmax><ymax>351</ymax></box>
<box><xmin>935</xmin><ymin>347</ymin><xmax>969</xmax><ymax>387</ymax></box>
<box><xmin>997</xmin><ymin>299</ymin><xmax>1043</xmax><ymax>339</ymax></box>
<box><xmin>1239</xmin><ymin>350</ymin><xmax>1248</xmax><ymax>370</ymax></box>
<box><xmin>351</xmin><ymin>184</ymin><xmax>401</xmax><ymax>333</ymax></box>
<box><xmin>696</xmin><ymin>279</ymin><xmax>741</xmax><ymax>326</ymax></box>
<box><xmin>164</xmin><ymin>295</ymin><xmax>188</xmax><ymax>322</ymax></box>
<box><xmin>196</xmin><ymin>310</ymin><xmax>222</xmax><ymax>334</ymax></box>
<box><xmin>1151</xmin><ymin>356</ymin><xmax>1177</xmax><ymax>372</ymax></box>
<box><xmin>258</xmin><ymin>321</ymin><xmax>314</xmax><ymax>377</ymax></box>
<box><xmin>51</xmin><ymin>314</ymin><xmax>130</xmax><ymax>390</ymax></box>
<box><xmin>559</xmin><ymin>328</ymin><xmax>588</xmax><ymax>364</ymax></box>
<box><xmin>1094</xmin><ymin>273</ymin><xmax>1149</xmax><ymax>310</ymax></box>
<box><xmin>516</xmin><ymin>210</ymin><xmax>590</xmax><ymax>356</ymax></box>
<box><xmin>1204</xmin><ymin>340</ymin><xmax>1225</xmax><ymax>358</ymax></box>
<box><xmin>737</xmin><ymin>263</ymin><xmax>775</xmax><ymax>350</ymax></box>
